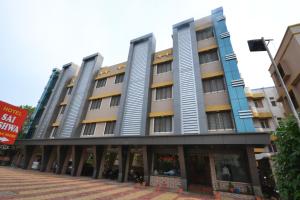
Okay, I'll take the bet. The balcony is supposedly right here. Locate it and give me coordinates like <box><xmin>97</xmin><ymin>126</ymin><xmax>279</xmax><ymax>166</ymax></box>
<box><xmin>251</xmin><ymin>107</ymin><xmax>272</xmax><ymax>118</ymax></box>
<box><xmin>245</xmin><ymin>89</ymin><xmax>265</xmax><ymax>99</ymax></box>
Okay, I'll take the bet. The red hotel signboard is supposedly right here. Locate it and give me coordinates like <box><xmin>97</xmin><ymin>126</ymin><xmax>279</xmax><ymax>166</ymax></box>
<box><xmin>0</xmin><ymin>101</ymin><xmax>28</xmax><ymax>145</ymax></box>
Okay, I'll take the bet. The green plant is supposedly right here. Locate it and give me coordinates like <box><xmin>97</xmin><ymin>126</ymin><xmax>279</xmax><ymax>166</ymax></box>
<box><xmin>274</xmin><ymin>116</ymin><xmax>300</xmax><ymax>200</ymax></box>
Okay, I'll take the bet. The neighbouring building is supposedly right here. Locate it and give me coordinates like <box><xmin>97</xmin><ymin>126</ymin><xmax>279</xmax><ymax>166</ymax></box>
<box><xmin>13</xmin><ymin>7</ymin><xmax>269</xmax><ymax>198</ymax></box>
<box><xmin>245</xmin><ymin>86</ymin><xmax>285</xmax><ymax>196</ymax></box>
<box><xmin>245</xmin><ymin>86</ymin><xmax>285</xmax><ymax>133</ymax></box>
<box><xmin>269</xmin><ymin>23</ymin><xmax>300</xmax><ymax>115</ymax></box>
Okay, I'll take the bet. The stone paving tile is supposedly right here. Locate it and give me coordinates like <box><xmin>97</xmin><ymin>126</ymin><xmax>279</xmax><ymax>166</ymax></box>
<box><xmin>0</xmin><ymin>167</ymin><xmax>214</xmax><ymax>200</ymax></box>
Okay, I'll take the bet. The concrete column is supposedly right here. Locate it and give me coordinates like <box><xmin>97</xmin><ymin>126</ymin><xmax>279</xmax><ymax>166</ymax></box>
<box><xmin>71</xmin><ymin>145</ymin><xmax>83</xmax><ymax>176</ymax></box>
<box><xmin>15</xmin><ymin>152</ymin><xmax>24</xmax><ymax>167</ymax></box>
<box><xmin>98</xmin><ymin>147</ymin><xmax>108</xmax><ymax>179</ymax></box>
<box><xmin>92</xmin><ymin>146</ymin><xmax>103</xmax><ymax>179</ymax></box>
<box><xmin>178</xmin><ymin>145</ymin><xmax>187</xmax><ymax>191</ymax></box>
<box><xmin>208</xmin><ymin>152</ymin><xmax>217</xmax><ymax>191</ymax></box>
<box><xmin>40</xmin><ymin>146</ymin><xmax>52</xmax><ymax>172</ymax></box>
<box><xmin>118</xmin><ymin>146</ymin><xmax>128</xmax><ymax>182</ymax></box>
<box><xmin>124</xmin><ymin>149</ymin><xmax>133</xmax><ymax>182</ymax></box>
<box><xmin>246</xmin><ymin>146</ymin><xmax>263</xmax><ymax>196</ymax></box>
<box><xmin>22</xmin><ymin>146</ymin><xmax>34</xmax><ymax>169</ymax></box>
<box><xmin>76</xmin><ymin>147</ymin><xmax>88</xmax><ymax>176</ymax></box>
<box><xmin>142</xmin><ymin>145</ymin><xmax>151</xmax><ymax>186</ymax></box>
<box><xmin>57</xmin><ymin>146</ymin><xmax>69</xmax><ymax>174</ymax></box>
<box><xmin>61</xmin><ymin>146</ymin><xmax>72</xmax><ymax>174</ymax></box>
<box><xmin>45</xmin><ymin>147</ymin><xmax>57</xmax><ymax>172</ymax></box>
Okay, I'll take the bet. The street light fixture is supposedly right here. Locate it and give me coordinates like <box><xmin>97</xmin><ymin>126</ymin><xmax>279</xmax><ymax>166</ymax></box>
<box><xmin>247</xmin><ymin>37</ymin><xmax>300</xmax><ymax>129</ymax></box>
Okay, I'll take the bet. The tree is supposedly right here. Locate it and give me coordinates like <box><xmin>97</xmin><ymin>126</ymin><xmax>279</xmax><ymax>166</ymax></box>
<box><xmin>273</xmin><ymin>116</ymin><xmax>300</xmax><ymax>200</ymax></box>
<box><xmin>18</xmin><ymin>105</ymin><xmax>35</xmax><ymax>139</ymax></box>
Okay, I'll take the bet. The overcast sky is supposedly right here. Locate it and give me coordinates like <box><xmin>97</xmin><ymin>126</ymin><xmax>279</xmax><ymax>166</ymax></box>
<box><xmin>1</xmin><ymin>0</ymin><xmax>299</xmax><ymax>106</ymax></box>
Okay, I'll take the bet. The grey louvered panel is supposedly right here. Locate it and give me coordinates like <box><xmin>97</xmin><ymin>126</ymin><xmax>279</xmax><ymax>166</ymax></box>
<box><xmin>121</xmin><ymin>42</ymin><xmax>148</xmax><ymax>135</ymax></box>
<box><xmin>178</xmin><ymin>27</ymin><xmax>200</xmax><ymax>134</ymax></box>
<box><xmin>33</xmin><ymin>66</ymin><xmax>75</xmax><ymax>139</ymax></box>
<box><xmin>59</xmin><ymin>59</ymin><xmax>95</xmax><ymax>137</ymax></box>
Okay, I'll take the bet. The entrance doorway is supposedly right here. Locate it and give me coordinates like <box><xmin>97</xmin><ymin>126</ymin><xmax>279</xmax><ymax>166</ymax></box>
<box><xmin>186</xmin><ymin>154</ymin><xmax>213</xmax><ymax>194</ymax></box>
<box><xmin>81</xmin><ymin>153</ymin><xmax>94</xmax><ymax>177</ymax></box>
<box><xmin>127</xmin><ymin>152</ymin><xmax>144</xmax><ymax>183</ymax></box>
<box><xmin>102</xmin><ymin>152</ymin><xmax>119</xmax><ymax>180</ymax></box>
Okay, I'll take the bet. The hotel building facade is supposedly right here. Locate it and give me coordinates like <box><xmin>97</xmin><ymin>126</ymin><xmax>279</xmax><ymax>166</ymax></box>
<box><xmin>14</xmin><ymin>7</ymin><xmax>269</xmax><ymax>197</ymax></box>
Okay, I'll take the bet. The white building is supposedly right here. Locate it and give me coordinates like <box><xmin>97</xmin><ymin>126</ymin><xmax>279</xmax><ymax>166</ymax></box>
<box><xmin>245</xmin><ymin>86</ymin><xmax>285</xmax><ymax>159</ymax></box>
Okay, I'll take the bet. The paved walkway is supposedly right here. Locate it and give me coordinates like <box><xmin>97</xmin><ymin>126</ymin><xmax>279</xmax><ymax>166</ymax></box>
<box><xmin>0</xmin><ymin>167</ymin><xmax>214</xmax><ymax>200</ymax></box>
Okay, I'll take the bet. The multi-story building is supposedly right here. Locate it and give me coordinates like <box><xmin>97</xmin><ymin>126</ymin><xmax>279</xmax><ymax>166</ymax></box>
<box><xmin>269</xmin><ymin>23</ymin><xmax>300</xmax><ymax>114</ymax></box>
<box><xmin>14</xmin><ymin>7</ymin><xmax>269</xmax><ymax>197</ymax></box>
<box><xmin>246</xmin><ymin>86</ymin><xmax>284</xmax><ymax>163</ymax></box>
<box><xmin>245</xmin><ymin>87</ymin><xmax>284</xmax><ymax>196</ymax></box>
<box><xmin>246</xmin><ymin>87</ymin><xmax>285</xmax><ymax>133</ymax></box>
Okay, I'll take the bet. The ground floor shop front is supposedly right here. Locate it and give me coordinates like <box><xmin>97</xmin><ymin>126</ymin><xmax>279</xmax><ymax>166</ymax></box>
<box><xmin>12</xmin><ymin>144</ymin><xmax>262</xmax><ymax>197</ymax></box>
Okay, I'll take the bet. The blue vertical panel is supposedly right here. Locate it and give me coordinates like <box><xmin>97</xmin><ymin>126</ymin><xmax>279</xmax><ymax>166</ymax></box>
<box><xmin>25</xmin><ymin>69</ymin><xmax>60</xmax><ymax>139</ymax></box>
<box><xmin>33</xmin><ymin>64</ymin><xmax>78</xmax><ymax>139</ymax></box>
<box><xmin>211</xmin><ymin>7</ymin><xmax>255</xmax><ymax>132</ymax></box>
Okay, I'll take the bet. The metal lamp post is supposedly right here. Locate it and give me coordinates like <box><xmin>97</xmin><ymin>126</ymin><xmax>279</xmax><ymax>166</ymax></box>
<box><xmin>247</xmin><ymin>37</ymin><xmax>300</xmax><ymax>129</ymax></box>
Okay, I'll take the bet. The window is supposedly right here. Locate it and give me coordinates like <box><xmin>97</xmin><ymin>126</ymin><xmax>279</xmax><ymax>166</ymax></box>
<box><xmin>83</xmin><ymin>123</ymin><xmax>96</xmax><ymax>136</ymax></box>
<box><xmin>115</xmin><ymin>74</ymin><xmax>124</xmax><ymax>84</ymax></box>
<box><xmin>289</xmin><ymin>90</ymin><xmax>299</xmax><ymax>109</ymax></box>
<box><xmin>214</xmin><ymin>153</ymin><xmax>249</xmax><ymax>182</ymax></box>
<box><xmin>154</xmin><ymin>116</ymin><xmax>172</xmax><ymax>132</ymax></box>
<box><xmin>110</xmin><ymin>95</ymin><xmax>121</xmax><ymax>107</ymax></box>
<box><xmin>90</xmin><ymin>99</ymin><xmax>101</xmax><ymax>110</ymax></box>
<box><xmin>68</xmin><ymin>87</ymin><xmax>73</xmax><ymax>95</ymax></box>
<box><xmin>60</xmin><ymin>106</ymin><xmax>66</xmax><ymax>114</ymax></box>
<box><xmin>50</xmin><ymin>127</ymin><xmax>58</xmax><ymax>138</ymax></box>
<box><xmin>207</xmin><ymin>111</ymin><xmax>234</xmax><ymax>130</ymax></box>
<box><xmin>153</xmin><ymin>153</ymin><xmax>180</xmax><ymax>176</ymax></box>
<box><xmin>196</xmin><ymin>27</ymin><xmax>214</xmax><ymax>41</ymax></box>
<box><xmin>96</xmin><ymin>78</ymin><xmax>107</xmax><ymax>88</ymax></box>
<box><xmin>157</xmin><ymin>62</ymin><xmax>172</xmax><ymax>74</ymax></box>
<box><xmin>203</xmin><ymin>77</ymin><xmax>225</xmax><ymax>93</ymax></box>
<box><xmin>277</xmin><ymin>63</ymin><xmax>286</xmax><ymax>78</ymax></box>
<box><xmin>254</xmin><ymin>100</ymin><xmax>263</xmax><ymax>108</ymax></box>
<box><xmin>104</xmin><ymin>121</ymin><xmax>115</xmax><ymax>135</ymax></box>
<box><xmin>277</xmin><ymin>117</ymin><xmax>282</xmax><ymax>123</ymax></box>
<box><xmin>199</xmin><ymin>49</ymin><xmax>219</xmax><ymax>64</ymax></box>
<box><xmin>156</xmin><ymin>86</ymin><xmax>172</xmax><ymax>100</ymax></box>
<box><xmin>260</xmin><ymin>119</ymin><xmax>270</xmax><ymax>128</ymax></box>
<box><xmin>269</xmin><ymin>97</ymin><xmax>276</xmax><ymax>106</ymax></box>
<box><xmin>268</xmin><ymin>141</ymin><xmax>277</xmax><ymax>153</ymax></box>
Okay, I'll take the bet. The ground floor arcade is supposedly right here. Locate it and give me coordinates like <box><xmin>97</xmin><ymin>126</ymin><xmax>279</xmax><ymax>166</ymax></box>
<box><xmin>12</xmin><ymin>145</ymin><xmax>262</xmax><ymax>196</ymax></box>
<box><xmin>13</xmin><ymin>133</ymin><xmax>269</xmax><ymax>198</ymax></box>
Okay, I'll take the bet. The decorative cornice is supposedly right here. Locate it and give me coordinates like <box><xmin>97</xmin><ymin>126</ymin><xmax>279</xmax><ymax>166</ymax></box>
<box><xmin>82</xmin><ymin>117</ymin><xmax>117</xmax><ymax>124</ymax></box>
<box><xmin>245</xmin><ymin>92</ymin><xmax>265</xmax><ymax>99</ymax></box>
<box><xmin>149</xmin><ymin>111</ymin><xmax>174</xmax><ymax>117</ymax></box>
<box><xmin>89</xmin><ymin>92</ymin><xmax>121</xmax><ymax>100</ymax></box>
<box><xmin>205</xmin><ymin>104</ymin><xmax>231</xmax><ymax>112</ymax></box>
<box><xmin>52</xmin><ymin>122</ymin><xmax>60</xmax><ymax>127</ymax></box>
<box><xmin>151</xmin><ymin>81</ymin><xmax>173</xmax><ymax>89</ymax></box>
<box><xmin>198</xmin><ymin>44</ymin><xmax>218</xmax><ymax>53</ymax></box>
<box><xmin>60</xmin><ymin>101</ymin><xmax>67</xmax><ymax>106</ymax></box>
<box><xmin>201</xmin><ymin>71</ymin><xmax>224</xmax><ymax>79</ymax></box>
<box><xmin>252</xmin><ymin>112</ymin><xmax>273</xmax><ymax>118</ymax></box>
<box><xmin>95</xmin><ymin>70</ymin><xmax>125</xmax><ymax>80</ymax></box>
